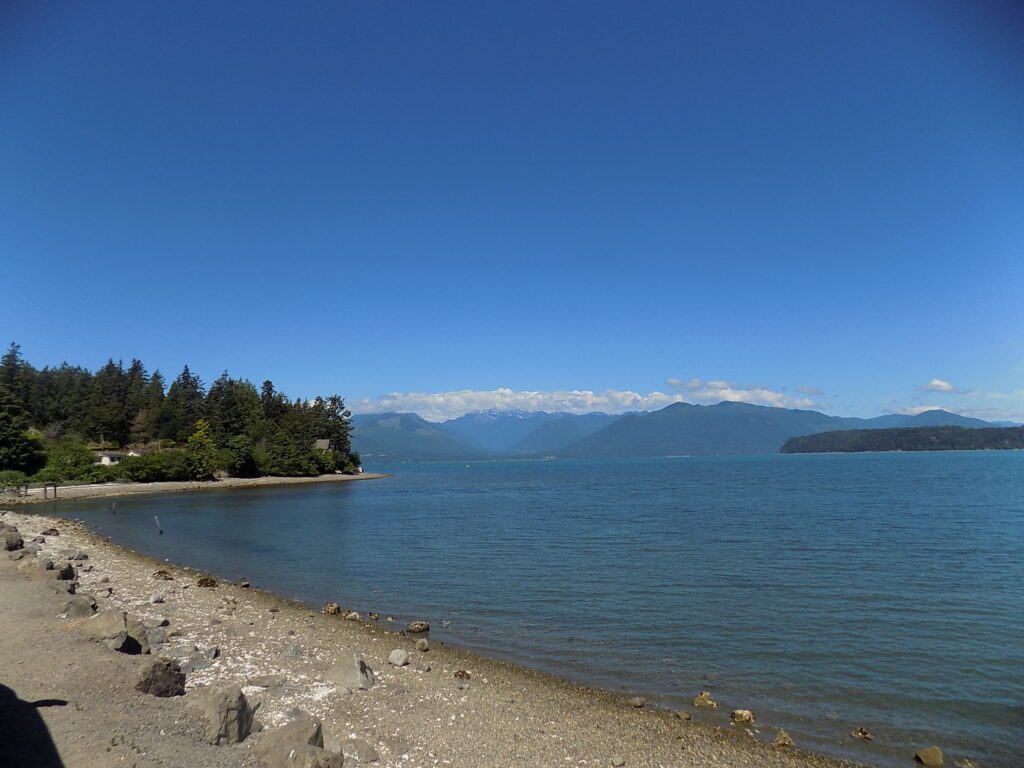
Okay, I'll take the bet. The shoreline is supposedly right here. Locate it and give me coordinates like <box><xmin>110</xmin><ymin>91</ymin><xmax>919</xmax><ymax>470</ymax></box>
<box><xmin>1</xmin><ymin>507</ymin><xmax>868</xmax><ymax>768</ymax></box>
<box><xmin>2</xmin><ymin>472</ymin><xmax>389</xmax><ymax>505</ymax></box>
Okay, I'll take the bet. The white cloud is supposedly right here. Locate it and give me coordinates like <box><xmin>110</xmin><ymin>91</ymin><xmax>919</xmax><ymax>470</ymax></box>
<box><xmin>896</xmin><ymin>405</ymin><xmax>947</xmax><ymax>416</ymax></box>
<box><xmin>353</xmin><ymin>377</ymin><xmax>824</xmax><ymax>421</ymax></box>
<box><xmin>665</xmin><ymin>378</ymin><xmax>820</xmax><ymax>409</ymax></box>
<box><xmin>351</xmin><ymin>388</ymin><xmax>684</xmax><ymax>422</ymax></box>
<box><xmin>924</xmin><ymin>378</ymin><xmax>956</xmax><ymax>393</ymax></box>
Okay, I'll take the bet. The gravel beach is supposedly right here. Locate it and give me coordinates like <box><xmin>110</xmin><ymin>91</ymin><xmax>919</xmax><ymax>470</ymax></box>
<box><xmin>0</xmin><ymin>508</ymin><xmax>868</xmax><ymax>768</ymax></box>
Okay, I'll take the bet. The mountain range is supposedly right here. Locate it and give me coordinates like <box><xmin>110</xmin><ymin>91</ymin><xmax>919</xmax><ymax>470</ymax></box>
<box><xmin>351</xmin><ymin>403</ymin><xmax>1011</xmax><ymax>462</ymax></box>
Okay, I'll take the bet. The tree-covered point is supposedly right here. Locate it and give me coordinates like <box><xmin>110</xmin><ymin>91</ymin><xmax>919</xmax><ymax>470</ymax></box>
<box><xmin>781</xmin><ymin>425</ymin><xmax>1024</xmax><ymax>453</ymax></box>
<box><xmin>0</xmin><ymin>342</ymin><xmax>359</xmax><ymax>484</ymax></box>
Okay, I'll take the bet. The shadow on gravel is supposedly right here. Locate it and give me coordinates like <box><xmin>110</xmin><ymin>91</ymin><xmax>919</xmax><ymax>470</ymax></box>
<box><xmin>0</xmin><ymin>683</ymin><xmax>66</xmax><ymax>767</ymax></box>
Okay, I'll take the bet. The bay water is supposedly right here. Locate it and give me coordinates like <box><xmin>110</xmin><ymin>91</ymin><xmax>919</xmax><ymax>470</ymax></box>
<box><xmin>54</xmin><ymin>453</ymin><xmax>1024</xmax><ymax>766</ymax></box>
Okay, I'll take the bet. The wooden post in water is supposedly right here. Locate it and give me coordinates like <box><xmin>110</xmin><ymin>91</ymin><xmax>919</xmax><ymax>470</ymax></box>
<box><xmin>154</xmin><ymin>515</ymin><xmax>163</xmax><ymax>536</ymax></box>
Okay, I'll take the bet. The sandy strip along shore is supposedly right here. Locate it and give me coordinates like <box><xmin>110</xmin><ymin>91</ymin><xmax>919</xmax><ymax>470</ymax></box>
<box><xmin>0</xmin><ymin>508</ymin><xmax>867</xmax><ymax>768</ymax></box>
<box><xmin>2</xmin><ymin>472</ymin><xmax>388</xmax><ymax>505</ymax></box>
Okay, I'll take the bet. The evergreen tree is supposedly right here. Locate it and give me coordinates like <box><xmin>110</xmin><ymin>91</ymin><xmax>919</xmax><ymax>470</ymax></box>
<box><xmin>0</xmin><ymin>386</ymin><xmax>46</xmax><ymax>474</ymax></box>
<box><xmin>185</xmin><ymin>419</ymin><xmax>216</xmax><ymax>480</ymax></box>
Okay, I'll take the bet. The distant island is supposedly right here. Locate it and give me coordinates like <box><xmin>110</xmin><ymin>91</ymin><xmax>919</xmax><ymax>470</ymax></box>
<box><xmin>781</xmin><ymin>425</ymin><xmax>1024</xmax><ymax>454</ymax></box>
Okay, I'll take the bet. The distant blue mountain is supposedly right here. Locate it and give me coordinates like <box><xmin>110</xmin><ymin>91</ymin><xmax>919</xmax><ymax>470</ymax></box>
<box><xmin>439</xmin><ymin>409</ymin><xmax>619</xmax><ymax>454</ymax></box>
<box><xmin>352</xmin><ymin>405</ymin><xmax>1009</xmax><ymax>462</ymax></box>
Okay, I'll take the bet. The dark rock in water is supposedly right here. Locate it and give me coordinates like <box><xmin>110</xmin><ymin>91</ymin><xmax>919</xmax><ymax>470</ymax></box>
<box><xmin>628</xmin><ymin>696</ymin><xmax>646</xmax><ymax>708</ymax></box>
<box><xmin>775</xmin><ymin>729</ymin><xmax>794</xmax><ymax>748</ymax></box>
<box><xmin>323</xmin><ymin>655</ymin><xmax>375</xmax><ymax>690</ymax></box>
<box><xmin>239</xmin><ymin>578</ymin><xmax>250</xmax><ymax>588</ymax></box>
<box><xmin>135</xmin><ymin>659</ymin><xmax>186</xmax><ymax>697</ymax></box>
<box><xmin>196</xmin><ymin>685</ymin><xmax>253</xmax><ymax>745</ymax></box>
<box><xmin>197</xmin><ymin>576</ymin><xmax>217</xmax><ymax>588</ymax></box>
<box><xmin>915</xmin><ymin>746</ymin><xmax>944</xmax><ymax>767</ymax></box>
<box><xmin>257</xmin><ymin>716</ymin><xmax>324</xmax><ymax>766</ymax></box>
<box><xmin>406</xmin><ymin>620</ymin><xmax>429</xmax><ymax>633</ymax></box>
<box><xmin>4</xmin><ymin>531</ymin><xmax>24</xmax><ymax>551</ymax></box>
<box><xmin>342</xmin><ymin>737</ymin><xmax>380</xmax><ymax>763</ymax></box>
<box><xmin>62</xmin><ymin>594</ymin><xmax>97</xmax><ymax>619</ymax></box>
<box><xmin>322</xmin><ymin>602</ymin><xmax>341</xmax><ymax>615</ymax></box>
<box><xmin>852</xmin><ymin>727</ymin><xmax>873</xmax><ymax>741</ymax></box>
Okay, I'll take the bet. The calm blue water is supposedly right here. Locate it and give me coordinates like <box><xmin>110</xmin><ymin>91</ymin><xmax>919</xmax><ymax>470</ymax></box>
<box><xmin>53</xmin><ymin>453</ymin><xmax>1024</xmax><ymax>767</ymax></box>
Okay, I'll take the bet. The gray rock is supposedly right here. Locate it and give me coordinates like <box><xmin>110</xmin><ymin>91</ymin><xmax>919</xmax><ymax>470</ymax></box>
<box><xmin>388</xmin><ymin>650</ymin><xmax>410</xmax><ymax>667</ymax></box>
<box><xmin>8</xmin><ymin>550</ymin><xmax>28</xmax><ymax>561</ymax></box>
<box><xmin>629</xmin><ymin>696</ymin><xmax>646</xmax><ymax>708</ymax></box>
<box><xmin>126</xmin><ymin>615</ymin><xmax>151</xmax><ymax>654</ymax></box>
<box><xmin>415</xmin><ymin>639</ymin><xmax>429</xmax><ymax>652</ymax></box>
<box><xmin>23</xmin><ymin>543</ymin><xmax>41</xmax><ymax>554</ymax></box>
<box><xmin>406</xmin><ymin>620</ymin><xmax>429</xmax><ymax>633</ymax></box>
<box><xmin>61</xmin><ymin>593</ymin><xmax>97</xmax><ymax>619</ymax></box>
<box><xmin>248</xmin><ymin>674</ymin><xmax>287</xmax><ymax>689</ymax></box>
<box><xmin>146</xmin><ymin>626</ymin><xmax>169</xmax><ymax>647</ymax></box>
<box><xmin>30</xmin><ymin>536</ymin><xmax>45</xmax><ymax>543</ymax></box>
<box><xmin>285</xmin><ymin>745</ymin><xmax>344</xmax><ymax>768</ymax></box>
<box><xmin>60</xmin><ymin>548</ymin><xmax>88</xmax><ymax>560</ymax></box>
<box><xmin>611</xmin><ymin>759</ymin><xmax>625</xmax><ymax>768</ymax></box>
<box><xmin>163</xmin><ymin>643</ymin><xmax>199</xmax><ymax>660</ymax></box>
<box><xmin>19</xmin><ymin>558</ymin><xmax>53</xmax><ymax>576</ymax></box>
<box><xmin>81</xmin><ymin>609</ymin><xmax>133</xmax><ymax>652</ymax></box>
<box><xmin>323</xmin><ymin>655</ymin><xmax>375</xmax><ymax>690</ymax></box>
<box><xmin>197</xmin><ymin>685</ymin><xmax>253</xmax><ymax>745</ymax></box>
<box><xmin>54</xmin><ymin>562</ymin><xmax>75</xmax><ymax>580</ymax></box>
<box><xmin>135</xmin><ymin>659</ymin><xmax>186</xmax><ymax>697</ymax></box>
<box><xmin>3</xmin><ymin>530</ymin><xmax>23</xmax><ymax>551</ymax></box>
<box><xmin>915</xmin><ymin>746</ymin><xmax>944</xmax><ymax>767</ymax></box>
<box><xmin>41</xmin><ymin>527</ymin><xmax>59</xmax><ymax>536</ymax></box>
<box><xmin>341</xmin><ymin>738</ymin><xmax>379</xmax><ymax>763</ymax></box>
<box><xmin>149</xmin><ymin>593</ymin><xmax>165</xmax><ymax>604</ymax></box>
<box><xmin>257</xmin><ymin>717</ymin><xmax>324</xmax><ymax>767</ymax></box>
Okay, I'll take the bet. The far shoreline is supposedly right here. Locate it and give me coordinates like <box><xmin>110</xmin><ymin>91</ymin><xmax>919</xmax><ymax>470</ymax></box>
<box><xmin>3</xmin><ymin>471</ymin><xmax>389</xmax><ymax>505</ymax></box>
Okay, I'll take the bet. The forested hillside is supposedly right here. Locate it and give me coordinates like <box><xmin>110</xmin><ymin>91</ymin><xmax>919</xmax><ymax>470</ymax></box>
<box><xmin>0</xmin><ymin>343</ymin><xmax>358</xmax><ymax>485</ymax></box>
<box><xmin>781</xmin><ymin>426</ymin><xmax>1024</xmax><ymax>453</ymax></box>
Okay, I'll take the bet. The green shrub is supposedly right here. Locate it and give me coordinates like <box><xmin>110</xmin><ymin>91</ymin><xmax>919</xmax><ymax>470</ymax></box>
<box><xmin>0</xmin><ymin>469</ymin><xmax>27</xmax><ymax>488</ymax></box>
<box><xmin>120</xmin><ymin>450</ymin><xmax>190</xmax><ymax>482</ymax></box>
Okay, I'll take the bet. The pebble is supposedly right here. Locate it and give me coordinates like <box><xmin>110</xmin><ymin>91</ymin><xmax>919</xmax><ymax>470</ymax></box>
<box><xmin>611</xmin><ymin>758</ymin><xmax>625</xmax><ymax>767</ymax></box>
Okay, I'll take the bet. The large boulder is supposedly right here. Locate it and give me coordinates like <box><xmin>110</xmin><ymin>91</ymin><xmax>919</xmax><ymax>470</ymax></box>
<box><xmin>196</xmin><ymin>686</ymin><xmax>253</xmax><ymax>745</ymax></box>
<box><xmin>257</xmin><ymin>716</ymin><xmax>324</xmax><ymax>767</ymax></box>
<box><xmin>126</xmin><ymin>616</ymin><xmax>151</xmax><ymax>655</ymax></box>
<box><xmin>3</xmin><ymin>530</ymin><xmax>23</xmax><ymax>551</ymax></box>
<box><xmin>61</xmin><ymin>594</ymin><xmax>97</xmax><ymax>619</ymax></box>
<box><xmin>323</xmin><ymin>655</ymin><xmax>375</xmax><ymax>690</ymax></box>
<box><xmin>79</xmin><ymin>609</ymin><xmax>140</xmax><ymax>653</ymax></box>
<box><xmin>135</xmin><ymin>659</ymin><xmax>186</xmax><ymax>697</ymax></box>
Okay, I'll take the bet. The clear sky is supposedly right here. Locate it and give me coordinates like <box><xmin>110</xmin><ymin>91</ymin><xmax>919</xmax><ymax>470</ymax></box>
<box><xmin>2</xmin><ymin>1</ymin><xmax>1022</xmax><ymax>421</ymax></box>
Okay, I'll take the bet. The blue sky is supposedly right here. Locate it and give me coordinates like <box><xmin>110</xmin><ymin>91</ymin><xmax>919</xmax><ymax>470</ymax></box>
<box><xmin>2</xmin><ymin>1</ymin><xmax>1022</xmax><ymax>421</ymax></box>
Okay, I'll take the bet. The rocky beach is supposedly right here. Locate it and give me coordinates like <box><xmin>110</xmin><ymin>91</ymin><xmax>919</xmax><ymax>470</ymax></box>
<box><xmin>0</xmin><ymin>506</ymin><xmax>872</xmax><ymax>768</ymax></box>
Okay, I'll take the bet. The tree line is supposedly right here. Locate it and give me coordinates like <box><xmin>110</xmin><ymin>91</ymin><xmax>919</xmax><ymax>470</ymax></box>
<box><xmin>781</xmin><ymin>425</ymin><xmax>1024</xmax><ymax>453</ymax></box>
<box><xmin>0</xmin><ymin>342</ymin><xmax>359</xmax><ymax>485</ymax></box>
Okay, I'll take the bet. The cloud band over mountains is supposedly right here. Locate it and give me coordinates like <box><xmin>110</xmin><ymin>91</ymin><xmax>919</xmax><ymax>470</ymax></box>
<box><xmin>352</xmin><ymin>379</ymin><xmax>822</xmax><ymax>422</ymax></box>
